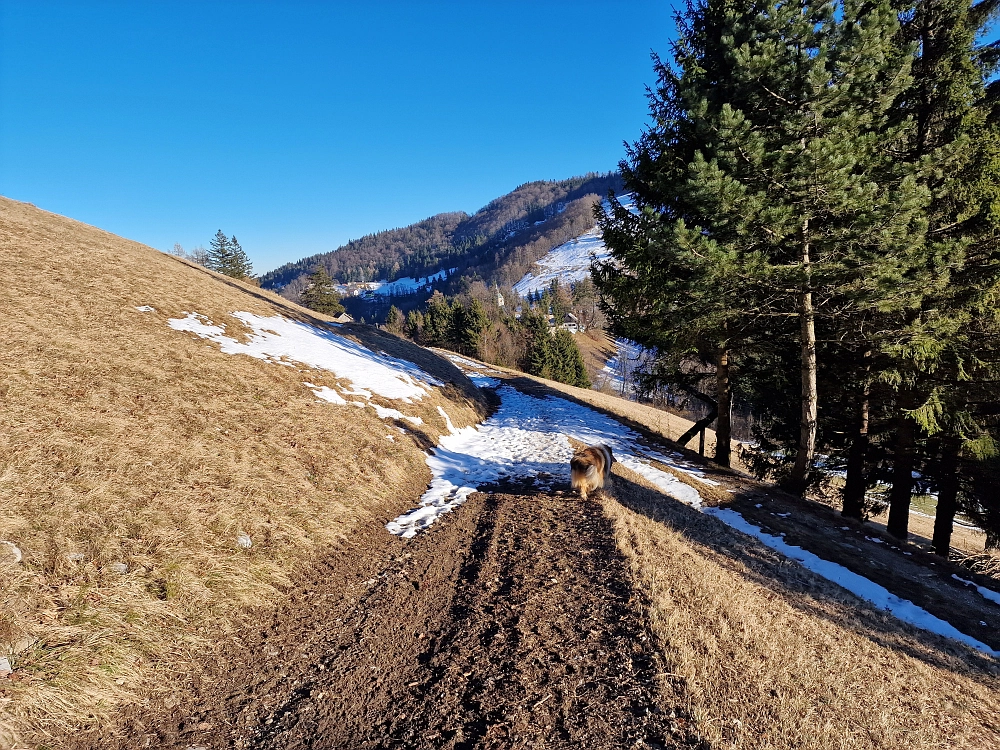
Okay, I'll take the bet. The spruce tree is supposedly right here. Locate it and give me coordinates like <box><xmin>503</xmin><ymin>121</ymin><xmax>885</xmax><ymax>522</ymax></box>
<box><xmin>207</xmin><ymin>230</ymin><xmax>231</xmax><ymax>274</ymax></box>
<box><xmin>300</xmin><ymin>268</ymin><xmax>345</xmax><ymax>316</ymax></box>
<box><xmin>523</xmin><ymin>311</ymin><xmax>554</xmax><ymax>379</ymax></box>
<box><xmin>226</xmin><ymin>235</ymin><xmax>254</xmax><ymax>279</ymax></box>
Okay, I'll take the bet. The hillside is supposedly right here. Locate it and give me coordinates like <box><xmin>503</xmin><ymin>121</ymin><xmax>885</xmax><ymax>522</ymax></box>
<box><xmin>0</xmin><ymin>197</ymin><xmax>489</xmax><ymax>747</ymax></box>
<box><xmin>259</xmin><ymin>172</ymin><xmax>622</xmax><ymax>304</ymax></box>
<box><xmin>3</xmin><ymin>197</ymin><xmax>1000</xmax><ymax>750</ymax></box>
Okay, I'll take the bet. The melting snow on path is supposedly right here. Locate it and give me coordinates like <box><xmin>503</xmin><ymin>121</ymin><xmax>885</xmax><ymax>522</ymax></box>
<box><xmin>392</xmin><ymin>377</ymin><xmax>999</xmax><ymax>659</ymax></box>
<box><xmin>386</xmin><ymin>385</ymin><xmax>713</xmax><ymax>539</ymax></box>
<box><xmin>168</xmin><ymin>312</ymin><xmax>441</xmax><ymax>401</ymax></box>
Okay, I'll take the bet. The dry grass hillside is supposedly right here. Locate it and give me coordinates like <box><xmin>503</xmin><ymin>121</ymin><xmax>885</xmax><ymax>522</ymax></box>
<box><xmin>0</xmin><ymin>197</ymin><xmax>487</xmax><ymax>748</ymax></box>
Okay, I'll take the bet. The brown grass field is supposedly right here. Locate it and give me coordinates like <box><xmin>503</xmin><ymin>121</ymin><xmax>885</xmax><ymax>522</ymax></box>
<box><xmin>0</xmin><ymin>197</ymin><xmax>487</xmax><ymax>747</ymax></box>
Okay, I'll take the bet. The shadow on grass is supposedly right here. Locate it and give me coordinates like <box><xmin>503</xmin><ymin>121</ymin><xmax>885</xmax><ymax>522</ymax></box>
<box><xmin>607</xmin><ymin>469</ymin><xmax>1000</xmax><ymax>681</ymax></box>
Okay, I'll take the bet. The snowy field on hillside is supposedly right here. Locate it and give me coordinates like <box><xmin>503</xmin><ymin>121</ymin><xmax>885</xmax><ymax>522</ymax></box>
<box><xmin>594</xmin><ymin>339</ymin><xmax>656</xmax><ymax>398</ymax></box>
<box><xmin>168</xmin><ymin>311</ymin><xmax>441</xmax><ymax>408</ymax></box>
<box><xmin>370</xmin><ymin>268</ymin><xmax>455</xmax><ymax>296</ymax></box>
<box><xmin>513</xmin><ymin>195</ymin><xmax>634</xmax><ymax>297</ymax></box>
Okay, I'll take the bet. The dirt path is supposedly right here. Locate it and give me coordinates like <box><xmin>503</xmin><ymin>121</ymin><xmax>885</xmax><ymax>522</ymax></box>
<box><xmin>82</xmin><ymin>490</ymin><xmax>700</xmax><ymax>749</ymax></box>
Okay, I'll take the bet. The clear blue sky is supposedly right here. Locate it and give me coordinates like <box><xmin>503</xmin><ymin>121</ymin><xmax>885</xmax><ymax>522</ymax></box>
<box><xmin>0</xmin><ymin>1</ymin><xmax>676</xmax><ymax>273</ymax></box>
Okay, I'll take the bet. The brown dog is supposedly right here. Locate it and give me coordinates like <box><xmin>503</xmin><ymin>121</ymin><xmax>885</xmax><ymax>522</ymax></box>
<box><xmin>570</xmin><ymin>444</ymin><xmax>614</xmax><ymax>500</ymax></box>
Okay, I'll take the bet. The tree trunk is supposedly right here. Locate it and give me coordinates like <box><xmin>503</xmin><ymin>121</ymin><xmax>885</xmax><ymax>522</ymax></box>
<box><xmin>789</xmin><ymin>219</ymin><xmax>817</xmax><ymax>495</ymax></box>
<box><xmin>932</xmin><ymin>437</ymin><xmax>961</xmax><ymax>557</ymax></box>
<box><xmin>715</xmin><ymin>348</ymin><xmax>732</xmax><ymax>468</ymax></box>
<box><xmin>887</xmin><ymin>407</ymin><xmax>916</xmax><ymax>539</ymax></box>
<box><xmin>842</xmin><ymin>388</ymin><xmax>870</xmax><ymax>520</ymax></box>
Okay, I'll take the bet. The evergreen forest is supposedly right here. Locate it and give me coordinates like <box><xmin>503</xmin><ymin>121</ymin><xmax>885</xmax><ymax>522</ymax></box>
<box><xmin>593</xmin><ymin>0</ymin><xmax>1000</xmax><ymax>553</ymax></box>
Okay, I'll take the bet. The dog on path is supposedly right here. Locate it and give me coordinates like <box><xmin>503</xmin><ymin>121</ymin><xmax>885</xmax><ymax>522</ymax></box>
<box><xmin>570</xmin><ymin>444</ymin><xmax>614</xmax><ymax>500</ymax></box>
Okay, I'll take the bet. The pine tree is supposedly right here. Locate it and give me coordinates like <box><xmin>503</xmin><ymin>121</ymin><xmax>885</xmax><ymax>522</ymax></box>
<box><xmin>226</xmin><ymin>235</ymin><xmax>254</xmax><ymax>279</ymax></box>
<box><xmin>523</xmin><ymin>311</ymin><xmax>554</xmax><ymax>379</ymax></box>
<box><xmin>424</xmin><ymin>292</ymin><xmax>454</xmax><ymax>347</ymax></box>
<box><xmin>877</xmin><ymin>0</ymin><xmax>1000</xmax><ymax>540</ymax></box>
<box><xmin>596</xmin><ymin>0</ymin><xmax>931</xmax><ymax>483</ymax></box>
<box><xmin>207</xmin><ymin>230</ymin><xmax>254</xmax><ymax>279</ymax></box>
<box><xmin>457</xmin><ymin>299</ymin><xmax>489</xmax><ymax>358</ymax></box>
<box><xmin>207</xmin><ymin>230</ymin><xmax>231</xmax><ymax>274</ymax></box>
<box><xmin>300</xmin><ymin>268</ymin><xmax>345</xmax><ymax>316</ymax></box>
<box><xmin>405</xmin><ymin>309</ymin><xmax>425</xmax><ymax>341</ymax></box>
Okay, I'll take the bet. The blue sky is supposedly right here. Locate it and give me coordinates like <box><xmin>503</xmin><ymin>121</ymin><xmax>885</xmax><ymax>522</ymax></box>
<box><xmin>0</xmin><ymin>1</ymin><xmax>676</xmax><ymax>273</ymax></box>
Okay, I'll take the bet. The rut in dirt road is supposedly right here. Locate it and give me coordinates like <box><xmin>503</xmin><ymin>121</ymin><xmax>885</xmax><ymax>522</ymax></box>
<box><xmin>201</xmin><ymin>490</ymin><xmax>701</xmax><ymax>750</ymax></box>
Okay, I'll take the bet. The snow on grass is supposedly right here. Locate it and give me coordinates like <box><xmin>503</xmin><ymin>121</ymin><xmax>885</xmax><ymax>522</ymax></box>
<box><xmin>168</xmin><ymin>312</ymin><xmax>441</xmax><ymax>401</ymax></box>
<box><xmin>513</xmin><ymin>229</ymin><xmax>608</xmax><ymax>296</ymax></box>
<box><xmin>705</xmin><ymin>507</ymin><xmax>1000</xmax><ymax>657</ymax></box>
<box><xmin>369</xmin><ymin>403</ymin><xmax>424</xmax><ymax>425</ymax></box>
<box><xmin>595</xmin><ymin>339</ymin><xmax>657</xmax><ymax>399</ymax></box>
<box><xmin>952</xmin><ymin>574</ymin><xmax>1000</xmax><ymax>607</ymax></box>
<box><xmin>304</xmin><ymin>382</ymin><xmax>347</xmax><ymax>405</ymax></box>
<box><xmin>387</xmin><ymin>385</ymin><xmax>713</xmax><ymax>538</ymax></box>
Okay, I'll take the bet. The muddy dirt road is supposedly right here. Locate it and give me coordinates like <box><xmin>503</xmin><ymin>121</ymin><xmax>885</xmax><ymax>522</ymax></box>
<box><xmin>84</xmin><ymin>490</ymin><xmax>701</xmax><ymax>749</ymax></box>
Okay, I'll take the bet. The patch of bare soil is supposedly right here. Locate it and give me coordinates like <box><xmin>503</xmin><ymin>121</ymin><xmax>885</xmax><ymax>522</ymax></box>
<box><xmin>78</xmin><ymin>490</ymin><xmax>702</xmax><ymax>750</ymax></box>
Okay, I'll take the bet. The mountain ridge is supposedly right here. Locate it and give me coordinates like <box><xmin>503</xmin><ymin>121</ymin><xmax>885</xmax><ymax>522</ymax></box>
<box><xmin>259</xmin><ymin>172</ymin><xmax>622</xmax><ymax>301</ymax></box>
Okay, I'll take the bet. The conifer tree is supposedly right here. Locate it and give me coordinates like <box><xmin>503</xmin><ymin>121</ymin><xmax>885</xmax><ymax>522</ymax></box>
<box><xmin>385</xmin><ymin>305</ymin><xmax>405</xmax><ymax>335</ymax></box>
<box><xmin>877</xmin><ymin>0</ymin><xmax>1000</xmax><ymax>540</ymax></box>
<box><xmin>405</xmin><ymin>309</ymin><xmax>425</xmax><ymax>342</ymax></box>
<box><xmin>300</xmin><ymin>268</ymin><xmax>345</xmax><ymax>316</ymax></box>
<box><xmin>596</xmin><ymin>0</ymin><xmax>931</xmax><ymax>483</ymax></box>
<box><xmin>207</xmin><ymin>230</ymin><xmax>231</xmax><ymax>274</ymax></box>
<box><xmin>523</xmin><ymin>311</ymin><xmax>554</xmax><ymax>379</ymax></box>
<box><xmin>424</xmin><ymin>292</ymin><xmax>454</xmax><ymax>347</ymax></box>
<box><xmin>226</xmin><ymin>235</ymin><xmax>254</xmax><ymax>279</ymax></box>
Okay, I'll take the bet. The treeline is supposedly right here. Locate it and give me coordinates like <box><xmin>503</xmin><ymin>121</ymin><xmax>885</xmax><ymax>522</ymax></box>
<box><xmin>595</xmin><ymin>0</ymin><xmax>1000</xmax><ymax>554</ymax></box>
<box><xmin>260</xmin><ymin>212</ymin><xmax>466</xmax><ymax>298</ymax></box>
<box><xmin>260</xmin><ymin>173</ymin><xmax>622</xmax><ymax>302</ymax></box>
<box><xmin>387</xmin><ymin>284</ymin><xmax>591</xmax><ymax>389</ymax></box>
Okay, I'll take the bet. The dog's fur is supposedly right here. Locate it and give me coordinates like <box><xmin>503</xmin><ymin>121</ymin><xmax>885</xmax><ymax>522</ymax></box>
<box><xmin>570</xmin><ymin>444</ymin><xmax>614</xmax><ymax>500</ymax></box>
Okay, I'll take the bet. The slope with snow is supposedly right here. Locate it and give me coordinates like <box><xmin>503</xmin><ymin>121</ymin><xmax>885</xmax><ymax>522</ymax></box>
<box><xmin>513</xmin><ymin>195</ymin><xmax>634</xmax><ymax>297</ymax></box>
<box><xmin>168</xmin><ymin>311</ymin><xmax>441</xmax><ymax>402</ymax></box>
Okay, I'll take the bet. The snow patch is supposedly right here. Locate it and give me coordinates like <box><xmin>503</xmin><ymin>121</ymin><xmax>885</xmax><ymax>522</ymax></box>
<box><xmin>167</xmin><ymin>312</ymin><xmax>441</xmax><ymax>401</ymax></box>
<box><xmin>387</xmin><ymin>386</ymin><xmax>711</xmax><ymax>539</ymax></box>
<box><xmin>951</xmin><ymin>574</ymin><xmax>1000</xmax><ymax>606</ymax></box>
<box><xmin>513</xmin><ymin>196</ymin><xmax>634</xmax><ymax>297</ymax></box>
<box><xmin>370</xmin><ymin>268</ymin><xmax>456</xmax><ymax>296</ymax></box>
<box><xmin>304</xmin><ymin>383</ymin><xmax>347</xmax><ymax>405</ymax></box>
<box><xmin>135</xmin><ymin>305</ymin><xmax>156</xmax><ymax>312</ymax></box>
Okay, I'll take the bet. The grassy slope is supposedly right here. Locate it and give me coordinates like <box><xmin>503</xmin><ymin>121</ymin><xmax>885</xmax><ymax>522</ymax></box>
<box><xmin>0</xmin><ymin>197</ymin><xmax>486</xmax><ymax>747</ymax></box>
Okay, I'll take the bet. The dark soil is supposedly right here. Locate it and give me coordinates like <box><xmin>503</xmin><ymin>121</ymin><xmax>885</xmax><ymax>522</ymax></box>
<box><xmin>79</xmin><ymin>491</ymin><xmax>701</xmax><ymax>749</ymax></box>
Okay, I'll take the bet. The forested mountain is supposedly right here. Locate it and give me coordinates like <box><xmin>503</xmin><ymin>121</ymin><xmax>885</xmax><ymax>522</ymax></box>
<box><xmin>259</xmin><ymin>173</ymin><xmax>622</xmax><ymax>301</ymax></box>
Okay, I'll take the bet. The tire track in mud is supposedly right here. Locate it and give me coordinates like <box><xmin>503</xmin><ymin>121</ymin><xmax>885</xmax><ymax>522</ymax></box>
<box><xmin>83</xmin><ymin>490</ymin><xmax>701</xmax><ymax>749</ymax></box>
